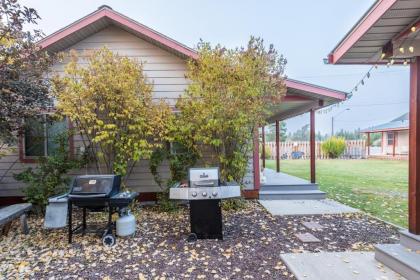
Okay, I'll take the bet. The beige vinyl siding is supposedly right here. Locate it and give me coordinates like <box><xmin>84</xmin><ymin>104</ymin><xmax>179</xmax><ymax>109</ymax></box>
<box><xmin>50</xmin><ymin>26</ymin><xmax>189</xmax><ymax>107</ymax></box>
<box><xmin>0</xmin><ymin>25</ymin><xmax>189</xmax><ymax>196</ymax></box>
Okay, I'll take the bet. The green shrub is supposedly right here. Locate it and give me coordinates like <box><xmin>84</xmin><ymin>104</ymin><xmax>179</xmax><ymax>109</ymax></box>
<box><xmin>14</xmin><ymin>132</ymin><xmax>86</xmax><ymax>214</ymax></box>
<box><xmin>321</xmin><ymin>137</ymin><xmax>346</xmax><ymax>159</ymax></box>
<box><xmin>259</xmin><ymin>144</ymin><xmax>272</xmax><ymax>159</ymax></box>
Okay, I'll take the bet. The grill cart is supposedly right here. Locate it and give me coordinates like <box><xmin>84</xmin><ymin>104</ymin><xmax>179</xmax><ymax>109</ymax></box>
<box><xmin>169</xmin><ymin>167</ymin><xmax>241</xmax><ymax>241</ymax></box>
<box><xmin>67</xmin><ymin>175</ymin><xmax>138</xmax><ymax>246</ymax></box>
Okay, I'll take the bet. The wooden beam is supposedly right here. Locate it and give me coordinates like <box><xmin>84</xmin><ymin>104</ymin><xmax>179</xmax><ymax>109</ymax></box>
<box><xmin>393</xmin><ymin>131</ymin><xmax>396</xmax><ymax>157</ymax></box>
<box><xmin>310</xmin><ymin>109</ymin><xmax>316</xmax><ymax>183</ymax></box>
<box><xmin>261</xmin><ymin>126</ymin><xmax>265</xmax><ymax>168</ymax></box>
<box><xmin>276</xmin><ymin>120</ymin><xmax>280</xmax><ymax>173</ymax></box>
<box><xmin>409</xmin><ymin>58</ymin><xmax>420</xmax><ymax>234</ymax></box>
<box><xmin>253</xmin><ymin>128</ymin><xmax>260</xmax><ymax>191</ymax></box>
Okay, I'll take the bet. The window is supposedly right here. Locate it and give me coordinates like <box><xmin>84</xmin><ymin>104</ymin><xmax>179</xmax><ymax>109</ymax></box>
<box><xmin>387</xmin><ymin>132</ymin><xmax>394</xmax><ymax>146</ymax></box>
<box><xmin>23</xmin><ymin>115</ymin><xmax>68</xmax><ymax>157</ymax></box>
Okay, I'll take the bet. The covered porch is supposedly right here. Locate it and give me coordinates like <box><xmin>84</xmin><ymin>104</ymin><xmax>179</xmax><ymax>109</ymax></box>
<box><xmin>253</xmin><ymin>78</ymin><xmax>347</xmax><ymax>200</ymax></box>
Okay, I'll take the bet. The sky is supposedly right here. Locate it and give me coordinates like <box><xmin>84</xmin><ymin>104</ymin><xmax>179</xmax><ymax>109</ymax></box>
<box><xmin>21</xmin><ymin>0</ymin><xmax>410</xmax><ymax>135</ymax></box>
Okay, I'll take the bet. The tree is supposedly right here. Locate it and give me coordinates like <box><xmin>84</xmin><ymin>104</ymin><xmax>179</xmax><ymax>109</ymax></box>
<box><xmin>0</xmin><ymin>0</ymin><xmax>53</xmax><ymax>146</ymax></box>
<box><xmin>176</xmin><ymin>38</ymin><xmax>287</xmax><ymax>182</ymax></box>
<box><xmin>264</xmin><ymin>122</ymin><xmax>287</xmax><ymax>142</ymax></box>
<box><xmin>51</xmin><ymin>47</ymin><xmax>172</xmax><ymax>177</ymax></box>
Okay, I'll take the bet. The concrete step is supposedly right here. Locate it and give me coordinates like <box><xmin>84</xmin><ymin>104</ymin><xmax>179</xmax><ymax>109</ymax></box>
<box><xmin>400</xmin><ymin>230</ymin><xmax>420</xmax><ymax>251</ymax></box>
<box><xmin>259</xmin><ymin>190</ymin><xmax>326</xmax><ymax>200</ymax></box>
<box><xmin>261</xmin><ymin>183</ymin><xmax>319</xmax><ymax>191</ymax></box>
<box><xmin>375</xmin><ymin>244</ymin><xmax>420</xmax><ymax>280</ymax></box>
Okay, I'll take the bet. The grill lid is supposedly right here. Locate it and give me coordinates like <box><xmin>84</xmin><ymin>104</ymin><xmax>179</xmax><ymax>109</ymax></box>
<box><xmin>70</xmin><ymin>175</ymin><xmax>121</xmax><ymax>196</ymax></box>
<box><xmin>189</xmin><ymin>167</ymin><xmax>219</xmax><ymax>188</ymax></box>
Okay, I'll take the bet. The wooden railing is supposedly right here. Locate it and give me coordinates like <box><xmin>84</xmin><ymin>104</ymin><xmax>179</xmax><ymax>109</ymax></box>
<box><xmin>264</xmin><ymin>140</ymin><xmax>366</xmax><ymax>159</ymax></box>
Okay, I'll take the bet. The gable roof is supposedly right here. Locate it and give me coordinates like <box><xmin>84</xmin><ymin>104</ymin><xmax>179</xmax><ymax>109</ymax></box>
<box><xmin>38</xmin><ymin>5</ymin><xmax>198</xmax><ymax>59</ymax></box>
<box><xmin>361</xmin><ymin>112</ymin><xmax>409</xmax><ymax>133</ymax></box>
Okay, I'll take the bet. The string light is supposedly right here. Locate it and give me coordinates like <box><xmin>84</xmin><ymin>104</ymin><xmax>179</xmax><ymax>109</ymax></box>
<box><xmin>399</xmin><ymin>47</ymin><xmax>405</xmax><ymax>54</ymax></box>
<box><xmin>411</xmin><ymin>26</ymin><xmax>417</xmax><ymax>32</ymax></box>
<box><xmin>409</xmin><ymin>46</ymin><xmax>415</xmax><ymax>53</ymax></box>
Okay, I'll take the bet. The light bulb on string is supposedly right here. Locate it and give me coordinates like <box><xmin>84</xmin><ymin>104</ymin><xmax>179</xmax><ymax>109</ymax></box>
<box><xmin>367</xmin><ymin>72</ymin><xmax>371</xmax><ymax>78</ymax></box>
<box><xmin>411</xmin><ymin>26</ymin><xmax>417</xmax><ymax>32</ymax></box>
<box><xmin>409</xmin><ymin>46</ymin><xmax>415</xmax><ymax>53</ymax></box>
<box><xmin>361</xmin><ymin>79</ymin><xmax>364</xmax><ymax>85</ymax></box>
<box><xmin>399</xmin><ymin>47</ymin><xmax>405</xmax><ymax>54</ymax></box>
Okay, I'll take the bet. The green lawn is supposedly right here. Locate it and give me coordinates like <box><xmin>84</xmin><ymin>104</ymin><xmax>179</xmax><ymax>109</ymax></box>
<box><xmin>265</xmin><ymin>159</ymin><xmax>408</xmax><ymax>228</ymax></box>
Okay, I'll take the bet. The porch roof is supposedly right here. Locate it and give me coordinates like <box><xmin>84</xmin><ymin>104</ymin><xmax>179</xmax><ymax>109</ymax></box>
<box><xmin>267</xmin><ymin>79</ymin><xmax>347</xmax><ymax>122</ymax></box>
<box><xmin>328</xmin><ymin>0</ymin><xmax>420</xmax><ymax>65</ymax></box>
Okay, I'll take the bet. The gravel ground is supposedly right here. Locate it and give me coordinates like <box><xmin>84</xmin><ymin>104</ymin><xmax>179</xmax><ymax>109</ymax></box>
<box><xmin>0</xmin><ymin>201</ymin><xmax>400</xmax><ymax>279</ymax></box>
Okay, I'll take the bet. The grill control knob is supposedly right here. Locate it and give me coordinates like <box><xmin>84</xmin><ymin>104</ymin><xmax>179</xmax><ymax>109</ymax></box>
<box><xmin>192</xmin><ymin>192</ymin><xmax>197</xmax><ymax>197</ymax></box>
<box><xmin>202</xmin><ymin>192</ymin><xmax>207</xmax><ymax>197</ymax></box>
<box><xmin>212</xmin><ymin>192</ymin><xmax>218</xmax><ymax>197</ymax></box>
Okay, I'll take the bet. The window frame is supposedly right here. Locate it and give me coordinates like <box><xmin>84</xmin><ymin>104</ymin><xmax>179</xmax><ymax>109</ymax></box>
<box><xmin>19</xmin><ymin>114</ymin><xmax>74</xmax><ymax>163</ymax></box>
<box><xmin>386</xmin><ymin>131</ymin><xmax>395</xmax><ymax>146</ymax></box>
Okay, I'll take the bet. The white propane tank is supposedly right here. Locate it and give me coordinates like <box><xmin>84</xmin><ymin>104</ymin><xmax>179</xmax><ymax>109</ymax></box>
<box><xmin>116</xmin><ymin>209</ymin><xmax>136</xmax><ymax>237</ymax></box>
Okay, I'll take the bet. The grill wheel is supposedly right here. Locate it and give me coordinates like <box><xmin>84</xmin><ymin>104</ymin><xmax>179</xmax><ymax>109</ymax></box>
<box><xmin>102</xmin><ymin>234</ymin><xmax>116</xmax><ymax>247</ymax></box>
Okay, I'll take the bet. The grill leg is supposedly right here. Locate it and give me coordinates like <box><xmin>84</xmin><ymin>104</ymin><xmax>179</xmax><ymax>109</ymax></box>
<box><xmin>82</xmin><ymin>207</ymin><xmax>87</xmax><ymax>235</ymax></box>
<box><xmin>68</xmin><ymin>201</ymin><xmax>72</xmax><ymax>244</ymax></box>
<box><xmin>108</xmin><ymin>203</ymin><xmax>113</xmax><ymax>235</ymax></box>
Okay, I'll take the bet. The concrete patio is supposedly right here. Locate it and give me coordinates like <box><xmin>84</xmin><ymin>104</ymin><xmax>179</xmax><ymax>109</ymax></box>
<box><xmin>281</xmin><ymin>251</ymin><xmax>405</xmax><ymax>280</ymax></box>
<box><xmin>259</xmin><ymin>169</ymin><xmax>326</xmax><ymax>200</ymax></box>
<box><xmin>259</xmin><ymin>199</ymin><xmax>359</xmax><ymax>216</ymax></box>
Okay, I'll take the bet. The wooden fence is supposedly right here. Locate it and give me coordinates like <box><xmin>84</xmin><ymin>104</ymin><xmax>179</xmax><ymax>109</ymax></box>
<box><xmin>265</xmin><ymin>140</ymin><xmax>366</xmax><ymax>160</ymax></box>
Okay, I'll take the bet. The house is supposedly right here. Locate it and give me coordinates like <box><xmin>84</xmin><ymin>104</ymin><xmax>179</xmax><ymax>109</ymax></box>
<box><xmin>0</xmin><ymin>5</ymin><xmax>346</xmax><ymax>203</ymax></box>
<box><xmin>362</xmin><ymin>113</ymin><xmax>409</xmax><ymax>158</ymax></box>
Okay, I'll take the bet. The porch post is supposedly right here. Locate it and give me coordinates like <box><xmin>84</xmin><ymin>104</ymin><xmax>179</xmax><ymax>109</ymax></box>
<box><xmin>310</xmin><ymin>109</ymin><xmax>316</xmax><ymax>183</ymax></box>
<box><xmin>261</xmin><ymin>126</ymin><xmax>265</xmax><ymax>168</ymax></box>
<box><xmin>393</xmin><ymin>131</ymin><xmax>396</xmax><ymax>157</ymax></box>
<box><xmin>367</xmin><ymin>132</ymin><xmax>370</xmax><ymax>157</ymax></box>
<box><xmin>409</xmin><ymin>58</ymin><xmax>420</xmax><ymax>234</ymax></box>
<box><xmin>276</xmin><ymin>120</ymin><xmax>280</xmax><ymax>173</ymax></box>
<box><xmin>253</xmin><ymin>127</ymin><xmax>261</xmax><ymax>191</ymax></box>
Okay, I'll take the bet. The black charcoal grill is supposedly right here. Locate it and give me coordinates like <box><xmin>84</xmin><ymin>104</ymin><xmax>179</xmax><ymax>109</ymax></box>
<box><xmin>169</xmin><ymin>167</ymin><xmax>241</xmax><ymax>241</ymax></box>
<box><xmin>68</xmin><ymin>174</ymin><xmax>138</xmax><ymax>246</ymax></box>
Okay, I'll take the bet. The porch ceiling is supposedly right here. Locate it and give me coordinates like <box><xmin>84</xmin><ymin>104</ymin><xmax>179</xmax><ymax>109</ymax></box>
<box><xmin>266</xmin><ymin>79</ymin><xmax>347</xmax><ymax>123</ymax></box>
<box><xmin>328</xmin><ymin>0</ymin><xmax>420</xmax><ymax>64</ymax></box>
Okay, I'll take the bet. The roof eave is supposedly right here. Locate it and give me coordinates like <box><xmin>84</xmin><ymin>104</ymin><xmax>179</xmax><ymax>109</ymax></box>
<box><xmin>327</xmin><ymin>0</ymin><xmax>398</xmax><ymax>65</ymax></box>
<box><xmin>38</xmin><ymin>6</ymin><xmax>198</xmax><ymax>60</ymax></box>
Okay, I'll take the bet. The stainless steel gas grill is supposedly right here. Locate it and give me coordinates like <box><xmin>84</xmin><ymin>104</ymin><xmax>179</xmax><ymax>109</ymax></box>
<box><xmin>169</xmin><ymin>167</ymin><xmax>241</xmax><ymax>241</ymax></box>
<box><xmin>67</xmin><ymin>175</ymin><xmax>138</xmax><ymax>246</ymax></box>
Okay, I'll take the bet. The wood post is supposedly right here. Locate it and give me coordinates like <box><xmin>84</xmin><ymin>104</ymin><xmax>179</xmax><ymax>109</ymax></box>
<box><xmin>253</xmin><ymin>128</ymin><xmax>260</xmax><ymax>191</ymax></box>
<box><xmin>310</xmin><ymin>109</ymin><xmax>316</xmax><ymax>183</ymax></box>
<box><xmin>367</xmin><ymin>132</ymin><xmax>370</xmax><ymax>157</ymax></box>
<box><xmin>276</xmin><ymin>120</ymin><xmax>280</xmax><ymax>173</ymax></box>
<box><xmin>393</xmin><ymin>131</ymin><xmax>396</xmax><ymax>157</ymax></box>
<box><xmin>409</xmin><ymin>58</ymin><xmax>420</xmax><ymax>234</ymax></box>
<box><xmin>20</xmin><ymin>214</ymin><xmax>29</xmax><ymax>235</ymax></box>
<box><xmin>261</xmin><ymin>126</ymin><xmax>265</xmax><ymax>168</ymax></box>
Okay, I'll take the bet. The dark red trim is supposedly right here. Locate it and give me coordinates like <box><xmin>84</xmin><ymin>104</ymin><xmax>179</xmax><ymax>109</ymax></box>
<box><xmin>261</xmin><ymin>126</ymin><xmax>265</xmax><ymax>168</ymax></box>
<box><xmin>0</xmin><ymin>197</ymin><xmax>25</xmax><ymax>206</ymax></box>
<box><xmin>362</xmin><ymin>127</ymin><xmax>409</xmax><ymax>133</ymax></box>
<box><xmin>285</xmin><ymin>79</ymin><xmax>347</xmax><ymax>101</ymax></box>
<box><xmin>253</xmin><ymin>128</ymin><xmax>260</xmax><ymax>190</ymax></box>
<box><xmin>242</xmin><ymin>190</ymin><xmax>259</xmax><ymax>199</ymax></box>
<box><xmin>409</xmin><ymin>58</ymin><xmax>420</xmax><ymax>234</ymax></box>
